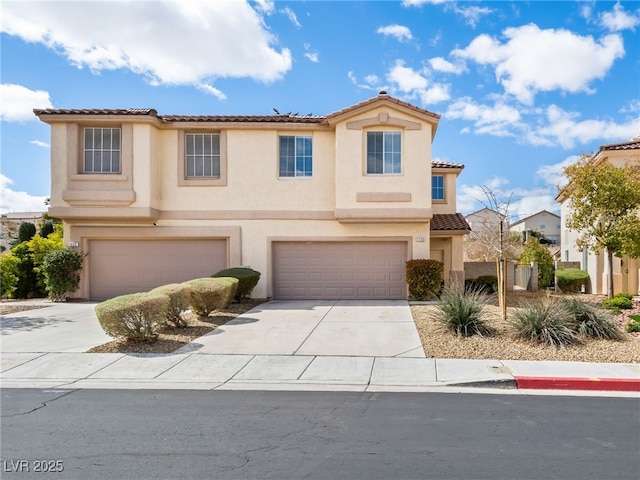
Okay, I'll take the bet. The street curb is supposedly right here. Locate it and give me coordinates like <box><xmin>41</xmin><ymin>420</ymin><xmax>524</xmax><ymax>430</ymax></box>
<box><xmin>514</xmin><ymin>376</ymin><xmax>640</xmax><ymax>392</ymax></box>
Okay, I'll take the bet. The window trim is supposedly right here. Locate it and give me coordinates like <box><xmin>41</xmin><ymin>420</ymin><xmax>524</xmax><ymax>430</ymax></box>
<box><xmin>432</xmin><ymin>174</ymin><xmax>445</xmax><ymax>202</ymax></box>
<box><xmin>82</xmin><ymin>127</ymin><xmax>122</xmax><ymax>174</ymax></box>
<box><xmin>278</xmin><ymin>134</ymin><xmax>313</xmax><ymax>178</ymax></box>
<box><xmin>365</xmin><ymin>130</ymin><xmax>403</xmax><ymax>176</ymax></box>
<box><xmin>71</xmin><ymin>123</ymin><xmax>132</xmax><ymax>183</ymax></box>
<box><xmin>178</xmin><ymin>130</ymin><xmax>227</xmax><ymax>187</ymax></box>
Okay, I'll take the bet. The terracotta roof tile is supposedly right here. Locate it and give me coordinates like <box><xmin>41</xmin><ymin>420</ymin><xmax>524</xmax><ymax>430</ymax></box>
<box><xmin>431</xmin><ymin>160</ymin><xmax>464</xmax><ymax>169</ymax></box>
<box><xmin>431</xmin><ymin>213</ymin><xmax>471</xmax><ymax>232</ymax></box>
<box><xmin>34</xmin><ymin>108</ymin><xmax>158</xmax><ymax>116</ymax></box>
<box><xmin>159</xmin><ymin>114</ymin><xmax>325</xmax><ymax>124</ymax></box>
<box><xmin>327</xmin><ymin>92</ymin><xmax>440</xmax><ymax>121</ymax></box>
<box><xmin>600</xmin><ymin>137</ymin><xmax>640</xmax><ymax>151</ymax></box>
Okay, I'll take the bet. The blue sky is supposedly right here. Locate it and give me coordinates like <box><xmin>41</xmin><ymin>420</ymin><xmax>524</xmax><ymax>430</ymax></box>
<box><xmin>1</xmin><ymin>0</ymin><xmax>639</xmax><ymax>220</ymax></box>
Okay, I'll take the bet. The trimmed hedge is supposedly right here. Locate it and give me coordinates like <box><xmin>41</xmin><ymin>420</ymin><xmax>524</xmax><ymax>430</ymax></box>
<box><xmin>555</xmin><ymin>268</ymin><xmax>589</xmax><ymax>293</ymax></box>
<box><xmin>602</xmin><ymin>294</ymin><xmax>633</xmax><ymax>311</ymax></box>
<box><xmin>150</xmin><ymin>283</ymin><xmax>192</xmax><ymax>327</ymax></box>
<box><xmin>406</xmin><ymin>259</ymin><xmax>443</xmax><ymax>301</ymax></box>
<box><xmin>212</xmin><ymin>267</ymin><xmax>260</xmax><ymax>300</ymax></box>
<box><xmin>185</xmin><ymin>277</ymin><xmax>239</xmax><ymax>317</ymax></box>
<box><xmin>95</xmin><ymin>291</ymin><xmax>169</xmax><ymax>342</ymax></box>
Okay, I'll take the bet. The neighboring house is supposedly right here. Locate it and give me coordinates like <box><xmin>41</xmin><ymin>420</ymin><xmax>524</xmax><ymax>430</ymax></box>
<box><xmin>557</xmin><ymin>136</ymin><xmax>640</xmax><ymax>295</ymax></box>
<box><xmin>463</xmin><ymin>208</ymin><xmax>512</xmax><ymax>261</ymax></box>
<box><xmin>35</xmin><ymin>92</ymin><xmax>470</xmax><ymax>301</ymax></box>
<box><xmin>0</xmin><ymin>212</ymin><xmax>45</xmax><ymax>252</ymax></box>
<box><xmin>509</xmin><ymin>210</ymin><xmax>561</xmax><ymax>245</ymax></box>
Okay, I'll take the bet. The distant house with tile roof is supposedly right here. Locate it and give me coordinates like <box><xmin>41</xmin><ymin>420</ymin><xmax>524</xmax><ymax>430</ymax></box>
<box><xmin>35</xmin><ymin>92</ymin><xmax>470</xmax><ymax>301</ymax></box>
<box><xmin>510</xmin><ymin>210</ymin><xmax>561</xmax><ymax>245</ymax></box>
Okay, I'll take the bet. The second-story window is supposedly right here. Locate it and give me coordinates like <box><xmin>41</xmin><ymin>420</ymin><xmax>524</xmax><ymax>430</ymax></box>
<box><xmin>185</xmin><ymin>133</ymin><xmax>220</xmax><ymax>177</ymax></box>
<box><xmin>84</xmin><ymin>127</ymin><xmax>121</xmax><ymax>173</ymax></box>
<box><xmin>432</xmin><ymin>175</ymin><xmax>444</xmax><ymax>200</ymax></box>
<box><xmin>366</xmin><ymin>131</ymin><xmax>401</xmax><ymax>174</ymax></box>
<box><xmin>279</xmin><ymin>135</ymin><xmax>312</xmax><ymax>177</ymax></box>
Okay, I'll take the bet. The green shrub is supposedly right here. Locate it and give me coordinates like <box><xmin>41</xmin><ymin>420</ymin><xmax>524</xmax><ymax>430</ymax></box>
<box><xmin>519</xmin><ymin>239</ymin><xmax>554</xmax><ymax>288</ymax></box>
<box><xmin>614</xmin><ymin>292</ymin><xmax>634</xmax><ymax>301</ymax></box>
<box><xmin>406</xmin><ymin>259</ymin><xmax>443</xmax><ymax>300</ymax></box>
<box><xmin>561</xmin><ymin>297</ymin><xmax>624</xmax><ymax>341</ymax></box>
<box><xmin>41</xmin><ymin>248</ymin><xmax>84</xmax><ymax>302</ymax></box>
<box><xmin>432</xmin><ymin>285</ymin><xmax>496</xmax><ymax>337</ymax></box>
<box><xmin>212</xmin><ymin>267</ymin><xmax>260</xmax><ymax>300</ymax></box>
<box><xmin>601</xmin><ymin>296</ymin><xmax>633</xmax><ymax>312</ymax></box>
<box><xmin>150</xmin><ymin>283</ymin><xmax>192</xmax><ymax>327</ymax></box>
<box><xmin>465</xmin><ymin>275</ymin><xmax>498</xmax><ymax>294</ymax></box>
<box><xmin>18</xmin><ymin>222</ymin><xmax>36</xmax><ymax>243</ymax></box>
<box><xmin>95</xmin><ymin>292</ymin><xmax>169</xmax><ymax>342</ymax></box>
<box><xmin>626</xmin><ymin>316</ymin><xmax>640</xmax><ymax>333</ymax></box>
<box><xmin>10</xmin><ymin>242</ymin><xmax>43</xmax><ymax>299</ymax></box>
<box><xmin>0</xmin><ymin>254</ymin><xmax>21</xmax><ymax>298</ymax></box>
<box><xmin>555</xmin><ymin>268</ymin><xmax>589</xmax><ymax>294</ymax></box>
<box><xmin>511</xmin><ymin>297</ymin><xmax>582</xmax><ymax>347</ymax></box>
<box><xmin>185</xmin><ymin>277</ymin><xmax>239</xmax><ymax>317</ymax></box>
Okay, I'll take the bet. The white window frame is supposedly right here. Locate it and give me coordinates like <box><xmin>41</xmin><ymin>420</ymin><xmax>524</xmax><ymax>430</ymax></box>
<box><xmin>432</xmin><ymin>174</ymin><xmax>445</xmax><ymax>201</ymax></box>
<box><xmin>366</xmin><ymin>131</ymin><xmax>401</xmax><ymax>175</ymax></box>
<box><xmin>185</xmin><ymin>133</ymin><xmax>221</xmax><ymax>178</ymax></box>
<box><xmin>83</xmin><ymin>127</ymin><xmax>121</xmax><ymax>173</ymax></box>
<box><xmin>279</xmin><ymin>135</ymin><xmax>313</xmax><ymax>178</ymax></box>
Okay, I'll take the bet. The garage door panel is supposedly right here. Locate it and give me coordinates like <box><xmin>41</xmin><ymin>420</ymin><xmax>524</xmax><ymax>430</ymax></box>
<box><xmin>90</xmin><ymin>239</ymin><xmax>227</xmax><ymax>301</ymax></box>
<box><xmin>273</xmin><ymin>241</ymin><xmax>407</xmax><ymax>300</ymax></box>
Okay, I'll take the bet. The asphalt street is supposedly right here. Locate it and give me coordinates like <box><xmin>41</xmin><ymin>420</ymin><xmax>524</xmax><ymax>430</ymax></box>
<box><xmin>1</xmin><ymin>389</ymin><xmax>638</xmax><ymax>480</ymax></box>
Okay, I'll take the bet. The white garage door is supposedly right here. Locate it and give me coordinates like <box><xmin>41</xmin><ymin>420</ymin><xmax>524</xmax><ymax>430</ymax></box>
<box><xmin>89</xmin><ymin>239</ymin><xmax>227</xmax><ymax>301</ymax></box>
<box><xmin>273</xmin><ymin>241</ymin><xmax>407</xmax><ymax>300</ymax></box>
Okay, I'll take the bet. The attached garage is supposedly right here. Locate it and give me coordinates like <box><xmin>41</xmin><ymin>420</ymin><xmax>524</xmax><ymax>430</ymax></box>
<box><xmin>272</xmin><ymin>241</ymin><xmax>407</xmax><ymax>300</ymax></box>
<box><xmin>89</xmin><ymin>239</ymin><xmax>227</xmax><ymax>300</ymax></box>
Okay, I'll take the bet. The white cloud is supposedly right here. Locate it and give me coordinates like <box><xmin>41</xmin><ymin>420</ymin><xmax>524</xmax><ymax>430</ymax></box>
<box><xmin>402</xmin><ymin>0</ymin><xmax>447</xmax><ymax>6</ymax></box>
<box><xmin>445</xmin><ymin>97</ymin><xmax>522</xmax><ymax>137</ymax></box>
<box><xmin>600</xmin><ymin>2</ymin><xmax>640</xmax><ymax>32</ymax></box>
<box><xmin>429</xmin><ymin>57</ymin><xmax>465</xmax><ymax>74</ymax></box>
<box><xmin>452</xmin><ymin>24</ymin><xmax>625</xmax><ymax>104</ymax></box>
<box><xmin>0</xmin><ymin>174</ymin><xmax>48</xmax><ymax>214</ymax></box>
<box><xmin>0</xmin><ymin>84</ymin><xmax>53</xmax><ymax>122</ymax></box>
<box><xmin>536</xmin><ymin>156</ymin><xmax>579</xmax><ymax>190</ymax></box>
<box><xmin>385</xmin><ymin>60</ymin><xmax>450</xmax><ymax>104</ymax></box>
<box><xmin>281</xmin><ymin>7</ymin><xmax>301</xmax><ymax>28</ymax></box>
<box><xmin>197</xmin><ymin>84</ymin><xmax>227</xmax><ymax>100</ymax></box>
<box><xmin>454</xmin><ymin>5</ymin><xmax>493</xmax><ymax>27</ymax></box>
<box><xmin>30</xmin><ymin>140</ymin><xmax>50</xmax><ymax>148</ymax></box>
<box><xmin>254</xmin><ymin>0</ymin><xmax>275</xmax><ymax>15</ymax></box>
<box><xmin>0</xmin><ymin>0</ymin><xmax>292</xmax><ymax>92</ymax></box>
<box><xmin>377</xmin><ymin>24</ymin><xmax>413</xmax><ymax>42</ymax></box>
<box><xmin>532</xmin><ymin>105</ymin><xmax>639</xmax><ymax>148</ymax></box>
<box><xmin>304</xmin><ymin>44</ymin><xmax>319</xmax><ymax>63</ymax></box>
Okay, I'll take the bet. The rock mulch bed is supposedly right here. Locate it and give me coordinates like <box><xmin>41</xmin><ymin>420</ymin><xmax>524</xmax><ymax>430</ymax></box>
<box><xmin>412</xmin><ymin>293</ymin><xmax>640</xmax><ymax>363</ymax></box>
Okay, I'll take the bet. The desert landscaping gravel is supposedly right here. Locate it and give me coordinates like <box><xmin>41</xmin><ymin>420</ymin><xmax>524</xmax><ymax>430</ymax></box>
<box><xmin>412</xmin><ymin>293</ymin><xmax>640</xmax><ymax>363</ymax></box>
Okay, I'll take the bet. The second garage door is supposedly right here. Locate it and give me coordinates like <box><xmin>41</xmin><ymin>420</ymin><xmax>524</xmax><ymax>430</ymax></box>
<box><xmin>89</xmin><ymin>239</ymin><xmax>227</xmax><ymax>301</ymax></box>
<box><xmin>273</xmin><ymin>241</ymin><xmax>407</xmax><ymax>300</ymax></box>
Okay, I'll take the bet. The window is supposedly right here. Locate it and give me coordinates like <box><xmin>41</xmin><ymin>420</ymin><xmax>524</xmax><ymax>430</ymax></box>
<box><xmin>366</xmin><ymin>131</ymin><xmax>401</xmax><ymax>174</ymax></box>
<box><xmin>279</xmin><ymin>136</ymin><xmax>312</xmax><ymax>177</ymax></box>
<box><xmin>432</xmin><ymin>175</ymin><xmax>444</xmax><ymax>200</ymax></box>
<box><xmin>84</xmin><ymin>127</ymin><xmax>121</xmax><ymax>173</ymax></box>
<box><xmin>185</xmin><ymin>133</ymin><xmax>220</xmax><ymax>177</ymax></box>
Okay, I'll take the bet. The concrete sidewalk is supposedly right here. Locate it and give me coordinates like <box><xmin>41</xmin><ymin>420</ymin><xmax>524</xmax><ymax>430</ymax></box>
<box><xmin>1</xmin><ymin>352</ymin><xmax>639</xmax><ymax>395</ymax></box>
<box><xmin>1</xmin><ymin>300</ymin><xmax>639</xmax><ymax>395</ymax></box>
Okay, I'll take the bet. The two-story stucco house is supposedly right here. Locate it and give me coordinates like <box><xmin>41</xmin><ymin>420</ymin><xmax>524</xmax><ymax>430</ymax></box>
<box><xmin>557</xmin><ymin>136</ymin><xmax>640</xmax><ymax>295</ymax></box>
<box><xmin>510</xmin><ymin>210</ymin><xmax>561</xmax><ymax>245</ymax></box>
<box><xmin>35</xmin><ymin>92</ymin><xmax>470</xmax><ymax>301</ymax></box>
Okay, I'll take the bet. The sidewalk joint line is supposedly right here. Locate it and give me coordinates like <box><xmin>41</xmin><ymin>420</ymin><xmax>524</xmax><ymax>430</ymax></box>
<box><xmin>153</xmin><ymin>353</ymin><xmax>193</xmax><ymax>378</ymax></box>
<box><xmin>297</xmin><ymin>355</ymin><xmax>316</xmax><ymax>380</ymax></box>
<box><xmin>0</xmin><ymin>352</ymin><xmax>49</xmax><ymax>374</ymax></box>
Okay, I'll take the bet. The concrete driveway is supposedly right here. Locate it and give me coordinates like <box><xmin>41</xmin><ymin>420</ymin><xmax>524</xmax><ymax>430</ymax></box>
<box><xmin>1</xmin><ymin>301</ymin><xmax>112</xmax><ymax>353</ymax></box>
<box><xmin>179</xmin><ymin>300</ymin><xmax>425</xmax><ymax>358</ymax></box>
<box><xmin>1</xmin><ymin>300</ymin><xmax>425</xmax><ymax>358</ymax></box>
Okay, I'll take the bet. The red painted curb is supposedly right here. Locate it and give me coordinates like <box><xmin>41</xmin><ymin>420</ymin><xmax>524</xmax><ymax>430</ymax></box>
<box><xmin>514</xmin><ymin>376</ymin><xmax>640</xmax><ymax>392</ymax></box>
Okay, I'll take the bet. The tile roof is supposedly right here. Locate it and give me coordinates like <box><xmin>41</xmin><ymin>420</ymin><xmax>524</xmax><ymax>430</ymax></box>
<box><xmin>159</xmin><ymin>114</ymin><xmax>325</xmax><ymax>123</ymax></box>
<box><xmin>431</xmin><ymin>160</ymin><xmax>464</xmax><ymax>169</ymax></box>
<box><xmin>34</xmin><ymin>108</ymin><xmax>158</xmax><ymax>116</ymax></box>
<box><xmin>327</xmin><ymin>92</ymin><xmax>440</xmax><ymax>121</ymax></box>
<box><xmin>430</xmin><ymin>213</ymin><xmax>471</xmax><ymax>232</ymax></box>
<box><xmin>599</xmin><ymin>136</ymin><xmax>640</xmax><ymax>151</ymax></box>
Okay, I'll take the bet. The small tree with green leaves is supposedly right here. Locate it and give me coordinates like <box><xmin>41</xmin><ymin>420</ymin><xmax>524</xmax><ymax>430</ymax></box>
<box><xmin>18</xmin><ymin>222</ymin><xmax>37</xmax><ymax>243</ymax></box>
<box><xmin>0</xmin><ymin>254</ymin><xmax>21</xmax><ymax>298</ymax></box>
<box><xmin>562</xmin><ymin>154</ymin><xmax>640</xmax><ymax>298</ymax></box>
<box><xmin>520</xmin><ymin>239</ymin><xmax>554</xmax><ymax>288</ymax></box>
<box><xmin>41</xmin><ymin>248</ymin><xmax>84</xmax><ymax>301</ymax></box>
